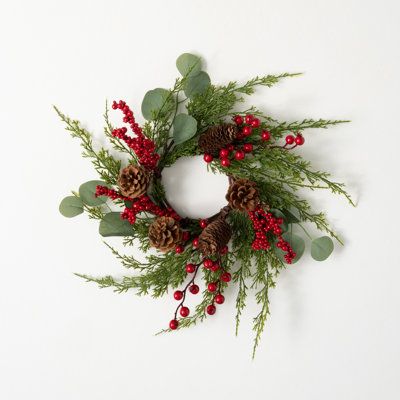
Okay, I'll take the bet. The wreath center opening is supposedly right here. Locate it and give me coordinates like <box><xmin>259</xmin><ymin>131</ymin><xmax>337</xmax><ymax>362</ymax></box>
<box><xmin>161</xmin><ymin>155</ymin><xmax>229</xmax><ymax>219</ymax></box>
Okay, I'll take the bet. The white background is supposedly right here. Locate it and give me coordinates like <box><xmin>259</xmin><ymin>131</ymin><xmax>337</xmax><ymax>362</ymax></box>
<box><xmin>1</xmin><ymin>0</ymin><xmax>400</xmax><ymax>399</ymax></box>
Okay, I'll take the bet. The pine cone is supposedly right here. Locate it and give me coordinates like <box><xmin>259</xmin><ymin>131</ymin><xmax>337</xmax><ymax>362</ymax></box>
<box><xmin>226</xmin><ymin>178</ymin><xmax>260</xmax><ymax>211</ymax></box>
<box><xmin>118</xmin><ymin>164</ymin><xmax>150</xmax><ymax>198</ymax></box>
<box><xmin>148</xmin><ymin>216</ymin><xmax>182</xmax><ymax>252</ymax></box>
<box><xmin>198</xmin><ymin>218</ymin><xmax>232</xmax><ymax>256</ymax></box>
<box><xmin>198</xmin><ymin>124</ymin><xmax>238</xmax><ymax>155</ymax></box>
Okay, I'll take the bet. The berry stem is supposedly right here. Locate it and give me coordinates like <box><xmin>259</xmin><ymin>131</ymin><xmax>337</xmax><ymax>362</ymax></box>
<box><xmin>173</xmin><ymin>262</ymin><xmax>201</xmax><ymax>320</ymax></box>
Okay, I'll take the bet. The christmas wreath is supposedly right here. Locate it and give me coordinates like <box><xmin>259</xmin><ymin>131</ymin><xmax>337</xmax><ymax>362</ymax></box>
<box><xmin>57</xmin><ymin>53</ymin><xmax>354</xmax><ymax>356</ymax></box>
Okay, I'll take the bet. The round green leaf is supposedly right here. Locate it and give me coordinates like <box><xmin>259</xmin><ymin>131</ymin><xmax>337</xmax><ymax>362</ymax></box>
<box><xmin>270</xmin><ymin>208</ymin><xmax>288</xmax><ymax>232</ymax></box>
<box><xmin>276</xmin><ymin>232</ymin><xmax>305</xmax><ymax>264</ymax></box>
<box><xmin>282</xmin><ymin>208</ymin><xmax>300</xmax><ymax>224</ymax></box>
<box><xmin>59</xmin><ymin>196</ymin><xmax>84</xmax><ymax>218</ymax></box>
<box><xmin>99</xmin><ymin>212</ymin><xmax>135</xmax><ymax>237</ymax></box>
<box><xmin>184</xmin><ymin>71</ymin><xmax>211</xmax><ymax>98</ymax></box>
<box><xmin>141</xmin><ymin>88</ymin><xmax>173</xmax><ymax>121</ymax></box>
<box><xmin>311</xmin><ymin>236</ymin><xmax>334</xmax><ymax>261</ymax></box>
<box><xmin>176</xmin><ymin>53</ymin><xmax>202</xmax><ymax>77</ymax></box>
<box><xmin>79</xmin><ymin>180</ymin><xmax>107</xmax><ymax>206</ymax></box>
<box><xmin>173</xmin><ymin>114</ymin><xmax>198</xmax><ymax>144</ymax></box>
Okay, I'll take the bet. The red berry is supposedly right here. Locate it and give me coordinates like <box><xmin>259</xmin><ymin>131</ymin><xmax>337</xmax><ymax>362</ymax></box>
<box><xmin>207</xmin><ymin>282</ymin><xmax>218</xmax><ymax>292</ymax></box>
<box><xmin>204</xmin><ymin>259</ymin><xmax>213</xmax><ymax>269</ymax></box>
<box><xmin>180</xmin><ymin>306</ymin><xmax>190</xmax><ymax>317</ymax></box>
<box><xmin>189</xmin><ymin>284</ymin><xmax>199</xmax><ymax>294</ymax></box>
<box><xmin>242</xmin><ymin>126</ymin><xmax>252</xmax><ymax>136</ymax></box>
<box><xmin>245</xmin><ymin>114</ymin><xmax>254</xmax><ymax>124</ymax></box>
<box><xmin>295</xmin><ymin>134</ymin><xmax>305</xmax><ymax>145</ymax></box>
<box><xmin>211</xmin><ymin>263</ymin><xmax>220</xmax><ymax>272</ymax></box>
<box><xmin>203</xmin><ymin>154</ymin><xmax>213</xmax><ymax>163</ymax></box>
<box><xmin>169</xmin><ymin>319</ymin><xmax>179</xmax><ymax>330</ymax></box>
<box><xmin>221</xmin><ymin>158</ymin><xmax>231</xmax><ymax>167</ymax></box>
<box><xmin>251</xmin><ymin>118</ymin><xmax>260</xmax><ymax>128</ymax></box>
<box><xmin>199</xmin><ymin>219</ymin><xmax>208</xmax><ymax>229</ymax></box>
<box><xmin>182</xmin><ymin>231</ymin><xmax>190</xmax><ymax>241</ymax></box>
<box><xmin>215</xmin><ymin>294</ymin><xmax>225</xmax><ymax>304</ymax></box>
<box><xmin>186</xmin><ymin>263</ymin><xmax>196</xmax><ymax>273</ymax></box>
<box><xmin>227</xmin><ymin>144</ymin><xmax>234</xmax><ymax>151</ymax></box>
<box><xmin>206</xmin><ymin>304</ymin><xmax>216</xmax><ymax>315</ymax></box>
<box><xmin>285</xmin><ymin>135</ymin><xmax>295</xmax><ymax>145</ymax></box>
<box><xmin>236</xmin><ymin>133</ymin><xmax>245</xmax><ymax>140</ymax></box>
<box><xmin>192</xmin><ymin>237</ymin><xmax>199</xmax><ymax>247</ymax></box>
<box><xmin>243</xmin><ymin>143</ymin><xmax>253</xmax><ymax>153</ymax></box>
<box><xmin>219</xmin><ymin>148</ymin><xmax>229</xmax><ymax>158</ymax></box>
<box><xmin>233</xmin><ymin>115</ymin><xmax>244</xmax><ymax>125</ymax></box>
<box><xmin>174</xmin><ymin>290</ymin><xmax>183</xmax><ymax>300</ymax></box>
<box><xmin>221</xmin><ymin>272</ymin><xmax>231</xmax><ymax>282</ymax></box>
<box><xmin>220</xmin><ymin>246</ymin><xmax>229</xmax><ymax>255</ymax></box>
<box><xmin>175</xmin><ymin>245</ymin><xmax>184</xmax><ymax>254</ymax></box>
<box><xmin>261</xmin><ymin>130</ymin><xmax>271</xmax><ymax>141</ymax></box>
<box><xmin>234</xmin><ymin>150</ymin><xmax>245</xmax><ymax>160</ymax></box>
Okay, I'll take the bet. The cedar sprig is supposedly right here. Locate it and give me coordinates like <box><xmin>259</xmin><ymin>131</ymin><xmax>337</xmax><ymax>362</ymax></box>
<box><xmin>54</xmin><ymin>106</ymin><xmax>121</xmax><ymax>185</ymax></box>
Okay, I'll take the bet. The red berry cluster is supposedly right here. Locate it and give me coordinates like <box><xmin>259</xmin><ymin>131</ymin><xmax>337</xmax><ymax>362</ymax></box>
<box><xmin>169</xmin><ymin>221</ymin><xmax>231</xmax><ymax>330</ymax></box>
<box><xmin>120</xmin><ymin>195</ymin><xmax>181</xmax><ymax>225</ymax></box>
<box><xmin>96</xmin><ymin>185</ymin><xmax>181</xmax><ymax>225</ymax></box>
<box><xmin>234</xmin><ymin>114</ymin><xmax>271</xmax><ymax>143</ymax></box>
<box><xmin>284</xmin><ymin>132</ymin><xmax>305</xmax><ymax>148</ymax></box>
<box><xmin>111</xmin><ymin>100</ymin><xmax>160</xmax><ymax>169</ymax></box>
<box><xmin>248</xmin><ymin>206</ymin><xmax>296</xmax><ymax>263</ymax></box>
<box><xmin>96</xmin><ymin>185</ymin><xmax>133</xmax><ymax>202</ymax></box>
<box><xmin>203</xmin><ymin>114</ymin><xmax>271</xmax><ymax>168</ymax></box>
<box><xmin>169</xmin><ymin>261</ymin><xmax>201</xmax><ymax>330</ymax></box>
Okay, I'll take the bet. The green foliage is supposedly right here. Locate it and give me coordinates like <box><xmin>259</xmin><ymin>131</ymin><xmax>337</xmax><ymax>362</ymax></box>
<box><xmin>311</xmin><ymin>236</ymin><xmax>334</xmax><ymax>261</ymax></box>
<box><xmin>176</xmin><ymin>53</ymin><xmax>202</xmax><ymax>77</ymax></box>
<box><xmin>54</xmin><ymin>106</ymin><xmax>121</xmax><ymax>185</ymax></box>
<box><xmin>141</xmin><ymin>88</ymin><xmax>174</xmax><ymax>121</ymax></box>
<box><xmin>99</xmin><ymin>212</ymin><xmax>135</xmax><ymax>237</ymax></box>
<box><xmin>57</xmin><ymin>54</ymin><xmax>354</xmax><ymax>358</ymax></box>
<box><xmin>59</xmin><ymin>196</ymin><xmax>84</xmax><ymax>217</ymax></box>
<box><xmin>184</xmin><ymin>71</ymin><xmax>211</xmax><ymax>98</ymax></box>
<box><xmin>79</xmin><ymin>180</ymin><xmax>107</xmax><ymax>206</ymax></box>
<box><xmin>172</xmin><ymin>113</ymin><xmax>198</xmax><ymax>144</ymax></box>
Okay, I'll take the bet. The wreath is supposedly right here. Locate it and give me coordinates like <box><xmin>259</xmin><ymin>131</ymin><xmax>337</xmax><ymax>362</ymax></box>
<box><xmin>57</xmin><ymin>53</ymin><xmax>354</xmax><ymax>356</ymax></box>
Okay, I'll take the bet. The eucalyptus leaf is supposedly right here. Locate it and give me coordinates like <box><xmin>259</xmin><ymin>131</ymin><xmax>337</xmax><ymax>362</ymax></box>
<box><xmin>184</xmin><ymin>71</ymin><xmax>211</xmax><ymax>98</ymax></box>
<box><xmin>282</xmin><ymin>208</ymin><xmax>300</xmax><ymax>223</ymax></box>
<box><xmin>173</xmin><ymin>114</ymin><xmax>198</xmax><ymax>144</ymax></box>
<box><xmin>141</xmin><ymin>88</ymin><xmax>173</xmax><ymax>121</ymax></box>
<box><xmin>176</xmin><ymin>53</ymin><xmax>201</xmax><ymax>77</ymax></box>
<box><xmin>99</xmin><ymin>212</ymin><xmax>135</xmax><ymax>237</ymax></box>
<box><xmin>79</xmin><ymin>180</ymin><xmax>107</xmax><ymax>206</ymax></box>
<box><xmin>124</xmin><ymin>200</ymin><xmax>133</xmax><ymax>209</ymax></box>
<box><xmin>311</xmin><ymin>236</ymin><xmax>334</xmax><ymax>261</ymax></box>
<box><xmin>276</xmin><ymin>232</ymin><xmax>305</xmax><ymax>264</ymax></box>
<box><xmin>59</xmin><ymin>196</ymin><xmax>84</xmax><ymax>218</ymax></box>
<box><xmin>270</xmin><ymin>208</ymin><xmax>288</xmax><ymax>232</ymax></box>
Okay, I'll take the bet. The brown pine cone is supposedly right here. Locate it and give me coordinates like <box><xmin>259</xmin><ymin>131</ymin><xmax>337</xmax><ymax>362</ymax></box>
<box><xmin>198</xmin><ymin>218</ymin><xmax>232</xmax><ymax>256</ymax></box>
<box><xmin>148</xmin><ymin>216</ymin><xmax>182</xmax><ymax>252</ymax></box>
<box><xmin>118</xmin><ymin>164</ymin><xmax>150</xmax><ymax>198</ymax></box>
<box><xmin>198</xmin><ymin>124</ymin><xmax>238</xmax><ymax>155</ymax></box>
<box><xmin>226</xmin><ymin>178</ymin><xmax>260</xmax><ymax>212</ymax></box>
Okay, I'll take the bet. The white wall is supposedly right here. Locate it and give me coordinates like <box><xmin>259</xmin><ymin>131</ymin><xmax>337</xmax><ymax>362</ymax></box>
<box><xmin>1</xmin><ymin>0</ymin><xmax>400</xmax><ymax>399</ymax></box>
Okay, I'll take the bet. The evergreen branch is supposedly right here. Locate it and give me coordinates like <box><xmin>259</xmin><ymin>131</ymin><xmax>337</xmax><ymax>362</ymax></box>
<box><xmin>233</xmin><ymin>73</ymin><xmax>302</xmax><ymax>95</ymax></box>
<box><xmin>103</xmin><ymin>242</ymin><xmax>146</xmax><ymax>271</ymax></box>
<box><xmin>54</xmin><ymin>106</ymin><xmax>121</xmax><ymax>185</ymax></box>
